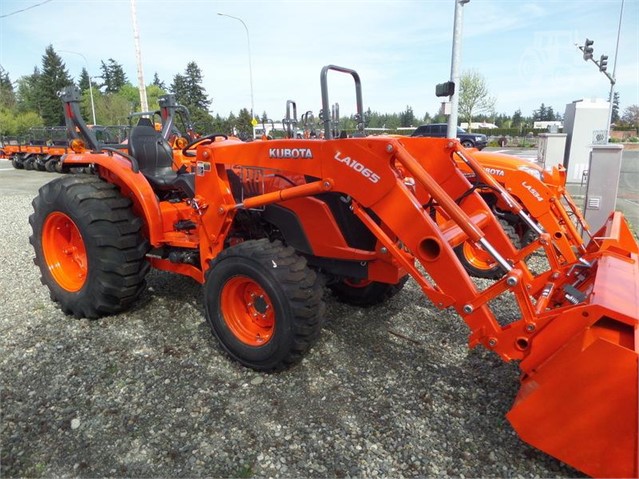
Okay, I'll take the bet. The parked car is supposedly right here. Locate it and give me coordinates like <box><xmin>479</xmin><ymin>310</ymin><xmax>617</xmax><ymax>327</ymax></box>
<box><xmin>410</xmin><ymin>123</ymin><xmax>488</xmax><ymax>150</ymax></box>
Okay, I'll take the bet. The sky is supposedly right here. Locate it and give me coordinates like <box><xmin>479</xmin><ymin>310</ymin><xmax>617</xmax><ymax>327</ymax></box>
<box><xmin>1</xmin><ymin>0</ymin><xmax>638</xmax><ymax>122</ymax></box>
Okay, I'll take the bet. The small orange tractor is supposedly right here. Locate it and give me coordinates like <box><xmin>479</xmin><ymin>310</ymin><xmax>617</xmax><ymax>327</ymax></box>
<box><xmin>31</xmin><ymin>67</ymin><xmax>638</xmax><ymax>478</ymax></box>
<box><xmin>451</xmin><ymin>150</ymin><xmax>591</xmax><ymax>278</ymax></box>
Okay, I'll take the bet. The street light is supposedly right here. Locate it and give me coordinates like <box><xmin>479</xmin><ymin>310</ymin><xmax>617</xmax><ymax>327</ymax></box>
<box><xmin>447</xmin><ymin>0</ymin><xmax>470</xmax><ymax>139</ymax></box>
<box><xmin>59</xmin><ymin>49</ymin><xmax>97</xmax><ymax>125</ymax></box>
<box><xmin>217</xmin><ymin>12</ymin><xmax>255</xmax><ymax>120</ymax></box>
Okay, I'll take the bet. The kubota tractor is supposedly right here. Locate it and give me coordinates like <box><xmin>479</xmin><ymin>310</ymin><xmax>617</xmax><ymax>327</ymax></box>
<box><xmin>31</xmin><ymin>66</ymin><xmax>638</xmax><ymax>478</ymax></box>
<box><xmin>450</xmin><ymin>150</ymin><xmax>591</xmax><ymax>278</ymax></box>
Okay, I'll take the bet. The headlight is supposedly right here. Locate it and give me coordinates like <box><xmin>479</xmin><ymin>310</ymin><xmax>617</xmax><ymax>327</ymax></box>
<box><xmin>518</xmin><ymin>166</ymin><xmax>542</xmax><ymax>180</ymax></box>
<box><xmin>475</xmin><ymin>136</ymin><xmax>483</xmax><ymax>142</ymax></box>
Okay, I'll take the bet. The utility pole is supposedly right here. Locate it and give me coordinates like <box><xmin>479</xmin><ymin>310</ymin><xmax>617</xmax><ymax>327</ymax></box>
<box><xmin>607</xmin><ymin>0</ymin><xmax>624</xmax><ymax>134</ymax></box>
<box><xmin>131</xmin><ymin>0</ymin><xmax>148</xmax><ymax>112</ymax></box>
<box><xmin>447</xmin><ymin>0</ymin><xmax>469</xmax><ymax>139</ymax></box>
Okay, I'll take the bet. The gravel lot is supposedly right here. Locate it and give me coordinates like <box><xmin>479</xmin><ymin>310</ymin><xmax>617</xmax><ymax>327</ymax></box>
<box><xmin>0</xmin><ymin>165</ymin><xmax>582</xmax><ymax>478</ymax></box>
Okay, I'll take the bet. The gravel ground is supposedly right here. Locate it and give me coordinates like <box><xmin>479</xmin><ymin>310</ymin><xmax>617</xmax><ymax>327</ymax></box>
<box><xmin>0</xmin><ymin>171</ymin><xmax>583</xmax><ymax>478</ymax></box>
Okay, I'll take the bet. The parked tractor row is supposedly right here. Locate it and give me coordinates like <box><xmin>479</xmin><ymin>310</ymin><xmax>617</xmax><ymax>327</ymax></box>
<box><xmin>0</xmin><ymin>125</ymin><xmax>128</xmax><ymax>172</ymax></box>
<box><xmin>27</xmin><ymin>66</ymin><xmax>639</xmax><ymax>478</ymax></box>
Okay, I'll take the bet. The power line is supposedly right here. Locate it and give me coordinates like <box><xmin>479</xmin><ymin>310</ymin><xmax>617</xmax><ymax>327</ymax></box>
<box><xmin>0</xmin><ymin>0</ymin><xmax>53</xmax><ymax>19</ymax></box>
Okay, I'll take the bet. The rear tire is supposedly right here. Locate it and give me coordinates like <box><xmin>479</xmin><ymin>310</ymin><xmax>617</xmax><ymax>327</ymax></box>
<box><xmin>203</xmin><ymin>239</ymin><xmax>325</xmax><ymax>372</ymax></box>
<box><xmin>455</xmin><ymin>220</ymin><xmax>520</xmax><ymax>279</ymax></box>
<box><xmin>45</xmin><ymin>158</ymin><xmax>58</xmax><ymax>172</ymax></box>
<box><xmin>29</xmin><ymin>174</ymin><xmax>150</xmax><ymax>318</ymax></box>
<box><xmin>34</xmin><ymin>157</ymin><xmax>47</xmax><ymax>171</ymax></box>
<box><xmin>24</xmin><ymin>157</ymin><xmax>35</xmax><ymax>170</ymax></box>
<box><xmin>329</xmin><ymin>276</ymin><xmax>408</xmax><ymax>307</ymax></box>
<box><xmin>11</xmin><ymin>156</ymin><xmax>24</xmax><ymax>169</ymax></box>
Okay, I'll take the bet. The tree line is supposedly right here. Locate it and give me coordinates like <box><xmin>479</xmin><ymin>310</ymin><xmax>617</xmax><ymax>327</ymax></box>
<box><xmin>1</xmin><ymin>46</ymin><xmax>637</xmax><ymax>139</ymax></box>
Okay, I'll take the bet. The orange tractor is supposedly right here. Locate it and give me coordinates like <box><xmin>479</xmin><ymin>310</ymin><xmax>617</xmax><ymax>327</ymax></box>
<box><xmin>31</xmin><ymin>66</ymin><xmax>638</xmax><ymax>478</ymax></box>
<box><xmin>450</xmin><ymin>150</ymin><xmax>592</xmax><ymax>278</ymax></box>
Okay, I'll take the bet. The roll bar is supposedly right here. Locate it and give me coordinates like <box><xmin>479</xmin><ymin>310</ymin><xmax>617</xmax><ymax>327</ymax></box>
<box><xmin>320</xmin><ymin>65</ymin><xmax>364</xmax><ymax>139</ymax></box>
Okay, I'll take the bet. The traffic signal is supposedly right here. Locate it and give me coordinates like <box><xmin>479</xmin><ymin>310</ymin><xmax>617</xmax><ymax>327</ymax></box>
<box><xmin>599</xmin><ymin>54</ymin><xmax>609</xmax><ymax>72</ymax></box>
<box><xmin>583</xmin><ymin>38</ymin><xmax>594</xmax><ymax>61</ymax></box>
<box><xmin>435</xmin><ymin>81</ymin><xmax>455</xmax><ymax>97</ymax></box>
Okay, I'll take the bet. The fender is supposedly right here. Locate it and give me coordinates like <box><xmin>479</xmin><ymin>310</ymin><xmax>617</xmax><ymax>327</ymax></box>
<box><xmin>62</xmin><ymin>152</ymin><xmax>165</xmax><ymax>246</ymax></box>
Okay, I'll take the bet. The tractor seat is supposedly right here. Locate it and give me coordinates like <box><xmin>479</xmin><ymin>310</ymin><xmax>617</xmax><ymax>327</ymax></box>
<box><xmin>128</xmin><ymin>124</ymin><xmax>195</xmax><ymax>198</ymax></box>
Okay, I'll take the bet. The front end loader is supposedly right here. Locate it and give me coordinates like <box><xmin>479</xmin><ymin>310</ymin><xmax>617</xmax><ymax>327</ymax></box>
<box><xmin>30</xmin><ymin>66</ymin><xmax>638</xmax><ymax>478</ymax></box>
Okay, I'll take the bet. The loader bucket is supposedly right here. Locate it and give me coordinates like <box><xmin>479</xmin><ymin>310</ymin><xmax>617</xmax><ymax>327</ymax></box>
<box><xmin>507</xmin><ymin>214</ymin><xmax>639</xmax><ymax>478</ymax></box>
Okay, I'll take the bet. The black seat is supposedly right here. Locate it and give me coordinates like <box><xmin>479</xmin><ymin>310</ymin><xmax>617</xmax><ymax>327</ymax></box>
<box><xmin>128</xmin><ymin>125</ymin><xmax>195</xmax><ymax>197</ymax></box>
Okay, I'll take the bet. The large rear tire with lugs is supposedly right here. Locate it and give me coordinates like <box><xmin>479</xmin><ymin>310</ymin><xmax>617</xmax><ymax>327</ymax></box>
<box><xmin>203</xmin><ymin>239</ymin><xmax>325</xmax><ymax>372</ymax></box>
<box><xmin>29</xmin><ymin>174</ymin><xmax>150</xmax><ymax>319</ymax></box>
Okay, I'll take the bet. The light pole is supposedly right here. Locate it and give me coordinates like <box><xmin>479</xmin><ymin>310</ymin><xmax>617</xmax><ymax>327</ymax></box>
<box><xmin>607</xmin><ymin>0</ymin><xmax>625</xmax><ymax>135</ymax></box>
<box><xmin>447</xmin><ymin>0</ymin><xmax>470</xmax><ymax>139</ymax></box>
<box><xmin>217</xmin><ymin>12</ymin><xmax>255</xmax><ymax>120</ymax></box>
<box><xmin>59</xmin><ymin>49</ymin><xmax>97</xmax><ymax>125</ymax></box>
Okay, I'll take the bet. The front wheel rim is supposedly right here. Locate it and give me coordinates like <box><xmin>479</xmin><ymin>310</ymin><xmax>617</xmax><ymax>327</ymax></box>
<box><xmin>462</xmin><ymin>241</ymin><xmax>496</xmax><ymax>271</ymax></box>
<box><xmin>42</xmin><ymin>212</ymin><xmax>88</xmax><ymax>292</ymax></box>
<box><xmin>220</xmin><ymin>275</ymin><xmax>275</xmax><ymax>346</ymax></box>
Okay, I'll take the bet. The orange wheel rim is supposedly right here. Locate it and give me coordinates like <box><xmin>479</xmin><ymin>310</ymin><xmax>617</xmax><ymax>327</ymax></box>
<box><xmin>220</xmin><ymin>275</ymin><xmax>275</xmax><ymax>346</ymax></box>
<box><xmin>462</xmin><ymin>241</ymin><xmax>496</xmax><ymax>271</ymax></box>
<box><xmin>42</xmin><ymin>212</ymin><xmax>87</xmax><ymax>292</ymax></box>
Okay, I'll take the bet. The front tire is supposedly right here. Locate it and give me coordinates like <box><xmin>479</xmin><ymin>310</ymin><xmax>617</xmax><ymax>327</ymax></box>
<box><xmin>455</xmin><ymin>220</ymin><xmax>520</xmax><ymax>279</ymax></box>
<box><xmin>203</xmin><ymin>239</ymin><xmax>325</xmax><ymax>372</ymax></box>
<box><xmin>29</xmin><ymin>175</ymin><xmax>150</xmax><ymax>318</ymax></box>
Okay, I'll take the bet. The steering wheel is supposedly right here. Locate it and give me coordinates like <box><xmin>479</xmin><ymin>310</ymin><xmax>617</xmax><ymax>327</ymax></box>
<box><xmin>181</xmin><ymin>133</ymin><xmax>228</xmax><ymax>157</ymax></box>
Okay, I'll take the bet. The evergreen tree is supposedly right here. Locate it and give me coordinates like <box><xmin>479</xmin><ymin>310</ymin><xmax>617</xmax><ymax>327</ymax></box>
<box><xmin>533</xmin><ymin>103</ymin><xmax>547</xmax><ymax>121</ymax></box>
<box><xmin>77</xmin><ymin>67</ymin><xmax>96</xmax><ymax>122</ymax></box>
<box><xmin>171</xmin><ymin>62</ymin><xmax>212</xmax><ymax>133</ymax></box>
<box><xmin>100</xmin><ymin>59</ymin><xmax>127</xmax><ymax>93</ymax></box>
<box><xmin>611</xmin><ymin>92</ymin><xmax>620</xmax><ymax>124</ymax></box>
<box><xmin>171</xmin><ymin>62</ymin><xmax>211</xmax><ymax>111</ymax></box>
<box><xmin>190</xmin><ymin>107</ymin><xmax>214</xmax><ymax>134</ymax></box>
<box><xmin>512</xmin><ymin>109</ymin><xmax>523</xmax><ymax>128</ymax></box>
<box><xmin>0</xmin><ymin>66</ymin><xmax>16</xmax><ymax>109</ymax></box>
<box><xmin>170</xmin><ymin>73</ymin><xmax>187</xmax><ymax>105</ymax></box>
<box><xmin>399</xmin><ymin>105</ymin><xmax>415</xmax><ymax>127</ymax></box>
<box><xmin>235</xmin><ymin>108</ymin><xmax>253</xmax><ymax>139</ymax></box>
<box><xmin>39</xmin><ymin>45</ymin><xmax>73</xmax><ymax>125</ymax></box>
<box><xmin>152</xmin><ymin>72</ymin><xmax>166</xmax><ymax>90</ymax></box>
<box><xmin>78</xmin><ymin>68</ymin><xmax>91</xmax><ymax>92</ymax></box>
<box><xmin>16</xmin><ymin>67</ymin><xmax>42</xmax><ymax>115</ymax></box>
